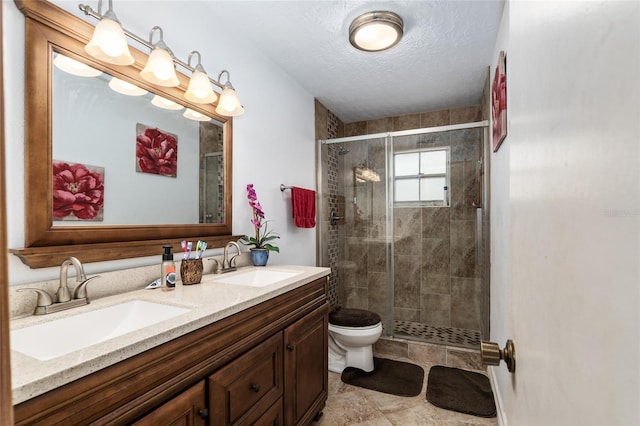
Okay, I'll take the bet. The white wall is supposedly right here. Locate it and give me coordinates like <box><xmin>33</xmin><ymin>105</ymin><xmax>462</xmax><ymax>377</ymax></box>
<box><xmin>3</xmin><ymin>1</ymin><xmax>317</xmax><ymax>284</ymax></box>
<box><xmin>488</xmin><ymin>2</ymin><xmax>511</xmax><ymax>423</ymax></box>
<box><xmin>490</xmin><ymin>1</ymin><xmax>640</xmax><ymax>424</ymax></box>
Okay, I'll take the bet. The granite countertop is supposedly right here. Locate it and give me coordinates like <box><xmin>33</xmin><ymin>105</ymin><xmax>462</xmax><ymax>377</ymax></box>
<box><xmin>10</xmin><ymin>265</ymin><xmax>330</xmax><ymax>405</ymax></box>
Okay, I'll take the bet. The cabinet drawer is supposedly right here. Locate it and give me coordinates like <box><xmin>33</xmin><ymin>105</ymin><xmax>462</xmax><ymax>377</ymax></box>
<box><xmin>132</xmin><ymin>381</ymin><xmax>206</xmax><ymax>426</ymax></box>
<box><xmin>209</xmin><ymin>332</ymin><xmax>283</xmax><ymax>425</ymax></box>
<box><xmin>253</xmin><ymin>397</ymin><xmax>283</xmax><ymax>426</ymax></box>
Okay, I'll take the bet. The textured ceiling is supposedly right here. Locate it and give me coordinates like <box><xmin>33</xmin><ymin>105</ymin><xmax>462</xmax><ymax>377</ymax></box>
<box><xmin>208</xmin><ymin>1</ymin><xmax>505</xmax><ymax>123</ymax></box>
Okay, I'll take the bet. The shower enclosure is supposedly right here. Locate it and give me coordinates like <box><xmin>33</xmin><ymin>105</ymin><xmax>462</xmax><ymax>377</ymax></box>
<box><xmin>317</xmin><ymin>121</ymin><xmax>489</xmax><ymax>349</ymax></box>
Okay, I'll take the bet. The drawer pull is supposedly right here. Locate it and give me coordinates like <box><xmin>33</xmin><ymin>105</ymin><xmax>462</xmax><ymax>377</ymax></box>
<box><xmin>286</xmin><ymin>344</ymin><xmax>294</xmax><ymax>351</ymax></box>
<box><xmin>251</xmin><ymin>383</ymin><xmax>261</xmax><ymax>393</ymax></box>
<box><xmin>198</xmin><ymin>408</ymin><xmax>209</xmax><ymax>419</ymax></box>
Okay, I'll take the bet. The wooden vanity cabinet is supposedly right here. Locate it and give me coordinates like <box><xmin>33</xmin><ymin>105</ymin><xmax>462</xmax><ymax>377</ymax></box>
<box><xmin>284</xmin><ymin>305</ymin><xmax>328</xmax><ymax>426</ymax></box>
<box><xmin>207</xmin><ymin>304</ymin><xmax>328</xmax><ymax>426</ymax></box>
<box><xmin>13</xmin><ymin>277</ymin><xmax>328</xmax><ymax>426</ymax></box>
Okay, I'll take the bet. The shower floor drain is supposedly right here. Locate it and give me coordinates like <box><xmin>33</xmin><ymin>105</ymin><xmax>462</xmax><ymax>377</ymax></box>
<box><xmin>392</xmin><ymin>320</ymin><xmax>481</xmax><ymax>349</ymax></box>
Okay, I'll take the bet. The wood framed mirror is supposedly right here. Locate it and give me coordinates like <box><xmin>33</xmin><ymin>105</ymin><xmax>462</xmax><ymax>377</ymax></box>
<box><xmin>11</xmin><ymin>0</ymin><xmax>238</xmax><ymax>268</ymax></box>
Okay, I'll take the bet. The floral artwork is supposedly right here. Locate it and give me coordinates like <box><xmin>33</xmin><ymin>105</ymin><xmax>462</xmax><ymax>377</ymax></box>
<box><xmin>136</xmin><ymin>123</ymin><xmax>178</xmax><ymax>177</ymax></box>
<box><xmin>52</xmin><ymin>160</ymin><xmax>104</xmax><ymax>221</ymax></box>
<box><xmin>492</xmin><ymin>50</ymin><xmax>507</xmax><ymax>152</ymax></box>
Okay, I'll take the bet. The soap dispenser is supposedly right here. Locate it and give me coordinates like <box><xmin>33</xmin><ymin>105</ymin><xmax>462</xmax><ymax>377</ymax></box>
<box><xmin>161</xmin><ymin>245</ymin><xmax>176</xmax><ymax>290</ymax></box>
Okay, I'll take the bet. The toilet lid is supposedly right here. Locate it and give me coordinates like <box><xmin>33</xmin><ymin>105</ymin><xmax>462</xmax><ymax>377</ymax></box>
<box><xmin>328</xmin><ymin>306</ymin><xmax>381</xmax><ymax>327</ymax></box>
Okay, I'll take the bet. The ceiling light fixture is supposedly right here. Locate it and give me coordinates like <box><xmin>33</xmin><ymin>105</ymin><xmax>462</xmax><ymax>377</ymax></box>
<box><xmin>84</xmin><ymin>0</ymin><xmax>134</xmax><ymax>65</ymax></box>
<box><xmin>184</xmin><ymin>51</ymin><xmax>217</xmax><ymax>104</ymax></box>
<box><xmin>349</xmin><ymin>11</ymin><xmax>404</xmax><ymax>52</ymax></box>
<box><xmin>79</xmin><ymin>1</ymin><xmax>244</xmax><ymax>116</ymax></box>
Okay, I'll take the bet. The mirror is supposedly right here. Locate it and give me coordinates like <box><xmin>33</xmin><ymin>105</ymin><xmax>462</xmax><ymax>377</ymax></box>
<box><xmin>12</xmin><ymin>0</ymin><xmax>236</xmax><ymax>268</ymax></box>
<box><xmin>52</xmin><ymin>53</ymin><xmax>225</xmax><ymax>226</ymax></box>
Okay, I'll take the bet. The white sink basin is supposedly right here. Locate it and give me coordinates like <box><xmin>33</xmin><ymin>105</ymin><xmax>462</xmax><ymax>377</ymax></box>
<box><xmin>11</xmin><ymin>300</ymin><xmax>190</xmax><ymax>361</ymax></box>
<box><xmin>216</xmin><ymin>269</ymin><xmax>302</xmax><ymax>287</ymax></box>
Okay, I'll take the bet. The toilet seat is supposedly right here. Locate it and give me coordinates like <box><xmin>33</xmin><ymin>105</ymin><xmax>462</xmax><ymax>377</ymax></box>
<box><xmin>329</xmin><ymin>306</ymin><xmax>381</xmax><ymax>328</ymax></box>
<box><xmin>329</xmin><ymin>322</ymin><xmax>381</xmax><ymax>332</ymax></box>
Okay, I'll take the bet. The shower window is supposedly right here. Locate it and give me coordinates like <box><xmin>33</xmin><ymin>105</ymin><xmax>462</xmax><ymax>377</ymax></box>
<box><xmin>394</xmin><ymin>148</ymin><xmax>450</xmax><ymax>206</ymax></box>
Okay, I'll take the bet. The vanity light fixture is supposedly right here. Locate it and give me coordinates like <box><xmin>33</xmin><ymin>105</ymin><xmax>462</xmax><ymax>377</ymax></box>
<box><xmin>108</xmin><ymin>77</ymin><xmax>148</xmax><ymax>96</ymax></box>
<box><xmin>79</xmin><ymin>1</ymin><xmax>244</xmax><ymax>116</ymax></box>
<box><xmin>349</xmin><ymin>11</ymin><xmax>404</xmax><ymax>52</ymax></box>
<box><xmin>215</xmin><ymin>70</ymin><xmax>245</xmax><ymax>117</ymax></box>
<box><xmin>183</xmin><ymin>108</ymin><xmax>212</xmax><ymax>122</ymax></box>
<box><xmin>53</xmin><ymin>53</ymin><xmax>102</xmax><ymax>77</ymax></box>
<box><xmin>184</xmin><ymin>51</ymin><xmax>217</xmax><ymax>104</ymax></box>
<box><xmin>83</xmin><ymin>0</ymin><xmax>134</xmax><ymax>65</ymax></box>
<box><xmin>151</xmin><ymin>94</ymin><xmax>184</xmax><ymax>111</ymax></box>
<box><xmin>140</xmin><ymin>26</ymin><xmax>180</xmax><ymax>87</ymax></box>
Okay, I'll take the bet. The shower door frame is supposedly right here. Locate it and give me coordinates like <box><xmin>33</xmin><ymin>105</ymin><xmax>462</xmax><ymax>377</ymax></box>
<box><xmin>317</xmin><ymin>120</ymin><xmax>489</xmax><ymax>341</ymax></box>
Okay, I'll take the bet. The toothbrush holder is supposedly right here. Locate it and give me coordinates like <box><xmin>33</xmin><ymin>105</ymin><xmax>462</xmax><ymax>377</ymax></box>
<box><xmin>180</xmin><ymin>259</ymin><xmax>203</xmax><ymax>285</ymax></box>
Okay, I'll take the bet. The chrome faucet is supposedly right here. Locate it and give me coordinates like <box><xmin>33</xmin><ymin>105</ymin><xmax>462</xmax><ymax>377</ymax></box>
<box><xmin>57</xmin><ymin>256</ymin><xmax>86</xmax><ymax>302</ymax></box>
<box><xmin>18</xmin><ymin>257</ymin><xmax>99</xmax><ymax>315</ymax></box>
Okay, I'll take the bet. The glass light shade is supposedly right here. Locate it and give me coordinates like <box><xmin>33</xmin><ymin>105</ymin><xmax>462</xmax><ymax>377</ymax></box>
<box><xmin>349</xmin><ymin>11</ymin><xmax>403</xmax><ymax>52</ymax></box>
<box><xmin>151</xmin><ymin>95</ymin><xmax>183</xmax><ymax>110</ymax></box>
<box><xmin>140</xmin><ymin>47</ymin><xmax>179</xmax><ymax>87</ymax></box>
<box><xmin>185</xmin><ymin>70</ymin><xmax>217</xmax><ymax>104</ymax></box>
<box><xmin>183</xmin><ymin>108</ymin><xmax>211</xmax><ymax>122</ymax></box>
<box><xmin>108</xmin><ymin>77</ymin><xmax>148</xmax><ymax>96</ymax></box>
<box><xmin>85</xmin><ymin>17</ymin><xmax>134</xmax><ymax>65</ymax></box>
<box><xmin>353</xmin><ymin>23</ymin><xmax>400</xmax><ymax>51</ymax></box>
<box><xmin>53</xmin><ymin>54</ymin><xmax>102</xmax><ymax>77</ymax></box>
<box><xmin>215</xmin><ymin>87</ymin><xmax>244</xmax><ymax>116</ymax></box>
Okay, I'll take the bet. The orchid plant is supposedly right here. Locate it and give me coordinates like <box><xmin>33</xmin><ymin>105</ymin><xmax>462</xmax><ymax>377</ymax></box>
<box><xmin>239</xmin><ymin>184</ymin><xmax>280</xmax><ymax>252</ymax></box>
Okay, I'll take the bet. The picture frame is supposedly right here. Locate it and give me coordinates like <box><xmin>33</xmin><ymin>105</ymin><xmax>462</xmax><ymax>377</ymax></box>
<box><xmin>492</xmin><ymin>50</ymin><xmax>507</xmax><ymax>152</ymax></box>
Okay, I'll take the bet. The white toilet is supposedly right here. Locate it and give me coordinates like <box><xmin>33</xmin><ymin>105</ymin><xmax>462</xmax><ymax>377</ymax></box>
<box><xmin>328</xmin><ymin>307</ymin><xmax>383</xmax><ymax>374</ymax></box>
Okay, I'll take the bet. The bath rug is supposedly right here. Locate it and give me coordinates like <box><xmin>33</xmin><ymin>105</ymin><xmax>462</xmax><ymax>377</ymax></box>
<box><xmin>426</xmin><ymin>365</ymin><xmax>496</xmax><ymax>417</ymax></box>
<box><xmin>341</xmin><ymin>357</ymin><xmax>424</xmax><ymax>397</ymax></box>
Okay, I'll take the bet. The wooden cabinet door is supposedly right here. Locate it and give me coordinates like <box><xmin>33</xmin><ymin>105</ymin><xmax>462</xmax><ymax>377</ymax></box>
<box><xmin>209</xmin><ymin>332</ymin><xmax>283</xmax><ymax>425</ymax></box>
<box><xmin>283</xmin><ymin>304</ymin><xmax>328</xmax><ymax>426</ymax></box>
<box><xmin>132</xmin><ymin>381</ymin><xmax>206</xmax><ymax>426</ymax></box>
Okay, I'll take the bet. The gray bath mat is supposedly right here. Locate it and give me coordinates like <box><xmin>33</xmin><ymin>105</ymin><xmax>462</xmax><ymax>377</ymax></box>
<box><xmin>426</xmin><ymin>365</ymin><xmax>496</xmax><ymax>417</ymax></box>
<box><xmin>341</xmin><ymin>357</ymin><xmax>424</xmax><ymax>397</ymax></box>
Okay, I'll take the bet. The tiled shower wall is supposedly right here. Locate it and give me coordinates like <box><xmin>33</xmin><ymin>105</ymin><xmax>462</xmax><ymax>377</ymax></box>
<box><xmin>315</xmin><ymin>100</ymin><xmax>344</xmax><ymax>307</ymax></box>
<box><xmin>315</xmin><ymin>102</ymin><xmax>488</xmax><ymax>337</ymax></box>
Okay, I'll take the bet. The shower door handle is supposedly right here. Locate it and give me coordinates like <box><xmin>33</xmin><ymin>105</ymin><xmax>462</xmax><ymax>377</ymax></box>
<box><xmin>329</xmin><ymin>210</ymin><xmax>344</xmax><ymax>225</ymax></box>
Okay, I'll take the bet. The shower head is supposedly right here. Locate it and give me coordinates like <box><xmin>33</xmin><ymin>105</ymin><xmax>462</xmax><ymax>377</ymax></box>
<box><xmin>337</xmin><ymin>144</ymin><xmax>350</xmax><ymax>155</ymax></box>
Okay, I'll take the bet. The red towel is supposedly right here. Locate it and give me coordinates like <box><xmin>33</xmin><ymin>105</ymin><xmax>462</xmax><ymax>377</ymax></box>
<box><xmin>292</xmin><ymin>187</ymin><xmax>316</xmax><ymax>228</ymax></box>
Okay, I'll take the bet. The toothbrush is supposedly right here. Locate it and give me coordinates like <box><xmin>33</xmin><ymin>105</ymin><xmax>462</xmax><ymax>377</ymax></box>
<box><xmin>195</xmin><ymin>240</ymin><xmax>202</xmax><ymax>257</ymax></box>
<box><xmin>187</xmin><ymin>241</ymin><xmax>193</xmax><ymax>260</ymax></box>
<box><xmin>198</xmin><ymin>241</ymin><xmax>207</xmax><ymax>259</ymax></box>
<box><xmin>181</xmin><ymin>240</ymin><xmax>188</xmax><ymax>260</ymax></box>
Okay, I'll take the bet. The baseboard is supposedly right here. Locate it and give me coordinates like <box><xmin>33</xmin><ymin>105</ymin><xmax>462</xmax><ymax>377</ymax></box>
<box><xmin>487</xmin><ymin>366</ymin><xmax>508</xmax><ymax>426</ymax></box>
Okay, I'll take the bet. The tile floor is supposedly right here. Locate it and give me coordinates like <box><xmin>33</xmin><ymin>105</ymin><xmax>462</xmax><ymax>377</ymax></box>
<box><xmin>316</xmin><ymin>338</ymin><xmax>499</xmax><ymax>426</ymax></box>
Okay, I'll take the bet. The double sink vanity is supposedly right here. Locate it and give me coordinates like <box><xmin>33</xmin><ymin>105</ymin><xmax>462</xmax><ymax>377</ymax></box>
<box><xmin>9</xmin><ymin>1</ymin><xmax>330</xmax><ymax>423</ymax></box>
<box><xmin>11</xmin><ymin>265</ymin><xmax>330</xmax><ymax>425</ymax></box>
